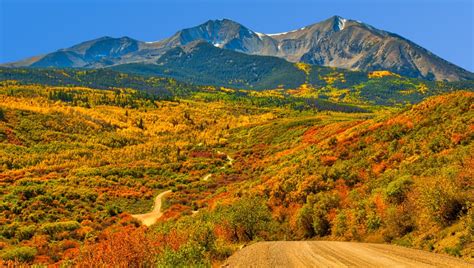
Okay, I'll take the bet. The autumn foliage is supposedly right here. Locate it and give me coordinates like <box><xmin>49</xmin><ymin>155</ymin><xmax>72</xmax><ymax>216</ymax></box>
<box><xmin>0</xmin><ymin>78</ymin><xmax>473</xmax><ymax>265</ymax></box>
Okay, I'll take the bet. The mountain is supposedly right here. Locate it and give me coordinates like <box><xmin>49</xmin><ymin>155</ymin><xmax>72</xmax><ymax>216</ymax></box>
<box><xmin>153</xmin><ymin>16</ymin><xmax>472</xmax><ymax>81</ymax></box>
<box><xmin>3</xmin><ymin>16</ymin><xmax>473</xmax><ymax>81</ymax></box>
<box><xmin>149</xmin><ymin>18</ymin><xmax>275</xmax><ymax>53</ymax></box>
<box><xmin>112</xmin><ymin>41</ymin><xmax>306</xmax><ymax>89</ymax></box>
<box><xmin>6</xmin><ymin>36</ymin><xmax>142</xmax><ymax>68</ymax></box>
<box><xmin>258</xmin><ymin>16</ymin><xmax>474</xmax><ymax>81</ymax></box>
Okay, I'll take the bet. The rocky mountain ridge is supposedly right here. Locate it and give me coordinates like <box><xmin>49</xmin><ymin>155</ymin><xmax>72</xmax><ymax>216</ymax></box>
<box><xmin>3</xmin><ymin>16</ymin><xmax>473</xmax><ymax>81</ymax></box>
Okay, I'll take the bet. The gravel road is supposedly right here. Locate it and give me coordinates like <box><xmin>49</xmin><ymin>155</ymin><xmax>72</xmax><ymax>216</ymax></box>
<box><xmin>131</xmin><ymin>190</ymin><xmax>171</xmax><ymax>226</ymax></box>
<box><xmin>224</xmin><ymin>241</ymin><xmax>473</xmax><ymax>267</ymax></box>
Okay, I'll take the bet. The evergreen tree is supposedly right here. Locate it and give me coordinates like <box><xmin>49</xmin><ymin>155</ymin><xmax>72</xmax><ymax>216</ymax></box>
<box><xmin>137</xmin><ymin>118</ymin><xmax>144</xmax><ymax>129</ymax></box>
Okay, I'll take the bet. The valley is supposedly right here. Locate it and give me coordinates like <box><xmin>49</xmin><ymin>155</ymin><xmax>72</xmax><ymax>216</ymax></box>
<box><xmin>0</xmin><ymin>74</ymin><xmax>472</xmax><ymax>265</ymax></box>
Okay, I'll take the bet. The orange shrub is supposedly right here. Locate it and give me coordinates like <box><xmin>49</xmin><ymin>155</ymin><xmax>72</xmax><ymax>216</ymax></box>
<box><xmin>321</xmin><ymin>155</ymin><xmax>338</xmax><ymax>166</ymax></box>
<box><xmin>78</xmin><ymin>226</ymin><xmax>158</xmax><ymax>267</ymax></box>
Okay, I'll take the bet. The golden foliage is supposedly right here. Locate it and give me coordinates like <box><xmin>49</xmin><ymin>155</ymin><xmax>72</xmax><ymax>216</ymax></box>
<box><xmin>368</xmin><ymin>70</ymin><xmax>401</xmax><ymax>79</ymax></box>
<box><xmin>294</xmin><ymin>62</ymin><xmax>312</xmax><ymax>76</ymax></box>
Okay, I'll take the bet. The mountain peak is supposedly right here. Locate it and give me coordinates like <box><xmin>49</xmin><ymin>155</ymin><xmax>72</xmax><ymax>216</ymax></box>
<box><xmin>202</xmin><ymin>18</ymin><xmax>242</xmax><ymax>27</ymax></box>
<box><xmin>331</xmin><ymin>15</ymin><xmax>345</xmax><ymax>20</ymax></box>
<box><xmin>328</xmin><ymin>15</ymin><xmax>348</xmax><ymax>31</ymax></box>
<box><xmin>5</xmin><ymin>17</ymin><xmax>473</xmax><ymax>81</ymax></box>
<box><xmin>174</xmin><ymin>18</ymin><xmax>255</xmax><ymax>49</ymax></box>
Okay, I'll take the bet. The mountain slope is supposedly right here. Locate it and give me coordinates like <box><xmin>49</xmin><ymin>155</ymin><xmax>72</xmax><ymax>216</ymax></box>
<box><xmin>293</xmin><ymin>16</ymin><xmax>473</xmax><ymax>81</ymax></box>
<box><xmin>7</xmin><ymin>37</ymin><xmax>143</xmax><ymax>68</ymax></box>
<box><xmin>149</xmin><ymin>18</ymin><xmax>277</xmax><ymax>54</ymax></box>
<box><xmin>0</xmin><ymin>72</ymin><xmax>473</xmax><ymax>265</ymax></box>
<box><xmin>155</xmin><ymin>16</ymin><xmax>472</xmax><ymax>81</ymax></box>
<box><xmin>3</xmin><ymin>17</ymin><xmax>472</xmax><ymax>81</ymax></box>
<box><xmin>112</xmin><ymin>41</ymin><xmax>306</xmax><ymax>89</ymax></box>
<box><xmin>3</xmin><ymin>63</ymin><xmax>474</xmax><ymax>106</ymax></box>
<box><xmin>0</xmin><ymin>67</ymin><xmax>199</xmax><ymax>97</ymax></box>
<box><xmin>217</xmin><ymin>90</ymin><xmax>474</xmax><ymax>260</ymax></box>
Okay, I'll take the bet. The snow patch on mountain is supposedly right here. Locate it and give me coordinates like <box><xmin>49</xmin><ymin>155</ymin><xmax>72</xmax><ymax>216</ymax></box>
<box><xmin>267</xmin><ymin>27</ymin><xmax>306</xmax><ymax>36</ymax></box>
<box><xmin>255</xmin><ymin>32</ymin><xmax>266</xmax><ymax>39</ymax></box>
<box><xmin>212</xmin><ymin>41</ymin><xmax>225</xmax><ymax>48</ymax></box>
<box><xmin>333</xmin><ymin>17</ymin><xmax>347</xmax><ymax>31</ymax></box>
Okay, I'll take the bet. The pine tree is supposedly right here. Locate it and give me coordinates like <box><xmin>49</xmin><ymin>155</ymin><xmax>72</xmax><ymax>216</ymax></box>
<box><xmin>137</xmin><ymin>118</ymin><xmax>144</xmax><ymax>129</ymax></box>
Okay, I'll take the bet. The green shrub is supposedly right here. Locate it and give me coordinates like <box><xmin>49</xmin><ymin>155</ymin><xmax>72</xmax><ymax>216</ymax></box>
<box><xmin>211</xmin><ymin>241</ymin><xmax>234</xmax><ymax>261</ymax></box>
<box><xmin>188</xmin><ymin>223</ymin><xmax>216</xmax><ymax>252</ymax></box>
<box><xmin>297</xmin><ymin>204</ymin><xmax>315</xmax><ymax>237</ymax></box>
<box><xmin>444</xmin><ymin>246</ymin><xmax>461</xmax><ymax>257</ymax></box>
<box><xmin>158</xmin><ymin>242</ymin><xmax>208</xmax><ymax>267</ymax></box>
<box><xmin>16</xmin><ymin>225</ymin><xmax>36</xmax><ymax>241</ymax></box>
<box><xmin>224</xmin><ymin>196</ymin><xmax>273</xmax><ymax>241</ymax></box>
<box><xmin>106</xmin><ymin>204</ymin><xmax>122</xmax><ymax>216</ymax></box>
<box><xmin>392</xmin><ymin>235</ymin><xmax>413</xmax><ymax>247</ymax></box>
<box><xmin>420</xmin><ymin>178</ymin><xmax>465</xmax><ymax>226</ymax></box>
<box><xmin>428</xmin><ymin>136</ymin><xmax>450</xmax><ymax>153</ymax></box>
<box><xmin>312</xmin><ymin>207</ymin><xmax>331</xmax><ymax>237</ymax></box>
<box><xmin>468</xmin><ymin>204</ymin><xmax>474</xmax><ymax>235</ymax></box>
<box><xmin>297</xmin><ymin>193</ymin><xmax>339</xmax><ymax>238</ymax></box>
<box><xmin>383</xmin><ymin>206</ymin><xmax>414</xmax><ymax>242</ymax></box>
<box><xmin>366</xmin><ymin>213</ymin><xmax>382</xmax><ymax>232</ymax></box>
<box><xmin>0</xmin><ymin>223</ymin><xmax>19</xmax><ymax>239</ymax></box>
<box><xmin>332</xmin><ymin>210</ymin><xmax>348</xmax><ymax>236</ymax></box>
<box><xmin>13</xmin><ymin>186</ymin><xmax>45</xmax><ymax>200</ymax></box>
<box><xmin>1</xmin><ymin>246</ymin><xmax>37</xmax><ymax>262</ymax></box>
<box><xmin>385</xmin><ymin>176</ymin><xmax>413</xmax><ymax>204</ymax></box>
<box><xmin>40</xmin><ymin>221</ymin><xmax>80</xmax><ymax>235</ymax></box>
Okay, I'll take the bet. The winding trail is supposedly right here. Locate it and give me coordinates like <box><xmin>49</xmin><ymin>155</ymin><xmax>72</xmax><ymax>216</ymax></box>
<box><xmin>218</xmin><ymin>150</ymin><xmax>234</xmax><ymax>169</ymax></box>
<box><xmin>224</xmin><ymin>241</ymin><xmax>473</xmax><ymax>268</ymax></box>
<box><xmin>131</xmin><ymin>190</ymin><xmax>171</xmax><ymax>226</ymax></box>
<box><xmin>131</xmin><ymin>151</ymin><xmax>234</xmax><ymax>224</ymax></box>
<box><xmin>202</xmin><ymin>173</ymin><xmax>212</xmax><ymax>181</ymax></box>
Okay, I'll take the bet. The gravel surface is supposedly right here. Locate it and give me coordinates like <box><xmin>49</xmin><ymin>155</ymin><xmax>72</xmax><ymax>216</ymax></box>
<box><xmin>224</xmin><ymin>241</ymin><xmax>474</xmax><ymax>267</ymax></box>
<box><xmin>131</xmin><ymin>190</ymin><xmax>171</xmax><ymax>226</ymax></box>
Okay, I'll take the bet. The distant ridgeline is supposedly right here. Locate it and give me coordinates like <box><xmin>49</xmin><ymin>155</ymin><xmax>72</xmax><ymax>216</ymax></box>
<box><xmin>5</xmin><ymin>17</ymin><xmax>474</xmax><ymax>82</ymax></box>
<box><xmin>1</xmin><ymin>66</ymin><xmax>474</xmax><ymax>111</ymax></box>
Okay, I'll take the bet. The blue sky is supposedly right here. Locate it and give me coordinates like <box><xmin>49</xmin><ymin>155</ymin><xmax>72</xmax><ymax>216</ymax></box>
<box><xmin>1</xmin><ymin>0</ymin><xmax>473</xmax><ymax>71</ymax></box>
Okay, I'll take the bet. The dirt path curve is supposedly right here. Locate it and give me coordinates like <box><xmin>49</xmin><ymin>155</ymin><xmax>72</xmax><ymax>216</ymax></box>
<box><xmin>224</xmin><ymin>241</ymin><xmax>473</xmax><ymax>268</ymax></box>
<box><xmin>218</xmin><ymin>150</ymin><xmax>234</xmax><ymax>168</ymax></box>
<box><xmin>131</xmin><ymin>190</ymin><xmax>171</xmax><ymax>226</ymax></box>
<box><xmin>132</xmin><ymin>152</ymin><xmax>234</xmax><ymax>222</ymax></box>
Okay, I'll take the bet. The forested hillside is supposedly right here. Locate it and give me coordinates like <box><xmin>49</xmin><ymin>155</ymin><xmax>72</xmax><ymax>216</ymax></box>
<box><xmin>112</xmin><ymin>43</ymin><xmax>474</xmax><ymax>105</ymax></box>
<box><xmin>2</xmin><ymin>67</ymin><xmax>474</xmax><ymax>107</ymax></box>
<box><xmin>0</xmin><ymin>81</ymin><xmax>288</xmax><ymax>264</ymax></box>
<box><xmin>0</xmin><ymin>68</ymin><xmax>198</xmax><ymax>98</ymax></box>
<box><xmin>0</xmin><ymin>75</ymin><xmax>472</xmax><ymax>265</ymax></box>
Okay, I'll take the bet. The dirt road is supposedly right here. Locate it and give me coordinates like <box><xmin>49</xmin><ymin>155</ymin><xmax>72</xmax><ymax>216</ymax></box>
<box><xmin>131</xmin><ymin>190</ymin><xmax>171</xmax><ymax>226</ymax></box>
<box><xmin>218</xmin><ymin>150</ymin><xmax>234</xmax><ymax>168</ymax></box>
<box><xmin>224</xmin><ymin>241</ymin><xmax>473</xmax><ymax>267</ymax></box>
<box><xmin>132</xmin><ymin>152</ymin><xmax>233</xmax><ymax>222</ymax></box>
